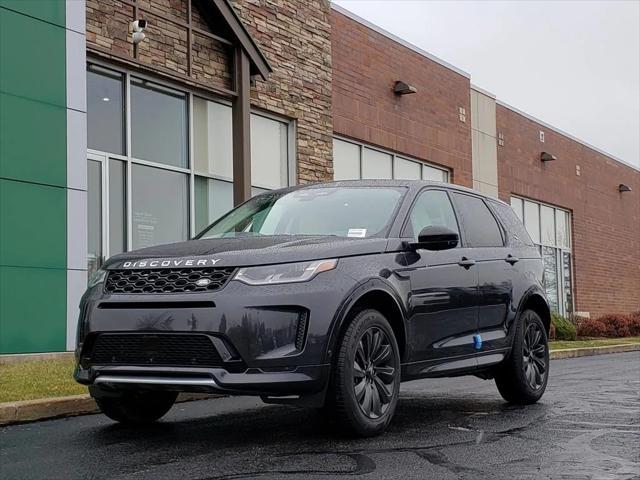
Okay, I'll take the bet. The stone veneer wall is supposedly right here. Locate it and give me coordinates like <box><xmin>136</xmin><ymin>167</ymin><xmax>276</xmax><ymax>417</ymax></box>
<box><xmin>232</xmin><ymin>0</ymin><xmax>333</xmax><ymax>183</ymax></box>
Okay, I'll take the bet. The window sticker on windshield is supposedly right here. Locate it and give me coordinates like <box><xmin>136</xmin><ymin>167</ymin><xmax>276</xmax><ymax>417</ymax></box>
<box><xmin>347</xmin><ymin>228</ymin><xmax>367</xmax><ymax>238</ymax></box>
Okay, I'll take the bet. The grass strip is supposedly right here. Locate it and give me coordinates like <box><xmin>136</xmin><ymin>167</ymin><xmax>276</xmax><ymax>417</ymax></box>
<box><xmin>2</xmin><ymin>336</ymin><xmax>639</xmax><ymax>403</ymax></box>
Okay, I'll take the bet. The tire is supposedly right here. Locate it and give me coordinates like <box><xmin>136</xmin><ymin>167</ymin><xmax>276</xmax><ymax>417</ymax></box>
<box><xmin>95</xmin><ymin>391</ymin><xmax>178</xmax><ymax>424</ymax></box>
<box><xmin>495</xmin><ymin>309</ymin><xmax>549</xmax><ymax>404</ymax></box>
<box><xmin>325</xmin><ymin>309</ymin><xmax>401</xmax><ymax>437</ymax></box>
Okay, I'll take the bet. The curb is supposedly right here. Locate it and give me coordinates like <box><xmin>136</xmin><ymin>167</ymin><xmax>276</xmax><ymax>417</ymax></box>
<box><xmin>0</xmin><ymin>394</ymin><xmax>97</xmax><ymax>426</ymax></box>
<box><xmin>549</xmin><ymin>342</ymin><xmax>640</xmax><ymax>359</ymax></box>
<box><xmin>0</xmin><ymin>393</ymin><xmax>220</xmax><ymax>427</ymax></box>
<box><xmin>2</xmin><ymin>344</ymin><xmax>638</xmax><ymax>426</ymax></box>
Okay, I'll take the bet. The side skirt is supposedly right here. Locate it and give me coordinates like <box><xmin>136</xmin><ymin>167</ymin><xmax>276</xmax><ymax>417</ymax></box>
<box><xmin>400</xmin><ymin>348</ymin><xmax>510</xmax><ymax>381</ymax></box>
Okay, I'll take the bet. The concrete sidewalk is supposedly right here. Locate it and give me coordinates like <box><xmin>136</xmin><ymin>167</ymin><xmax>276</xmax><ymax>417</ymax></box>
<box><xmin>1</xmin><ymin>343</ymin><xmax>638</xmax><ymax>426</ymax></box>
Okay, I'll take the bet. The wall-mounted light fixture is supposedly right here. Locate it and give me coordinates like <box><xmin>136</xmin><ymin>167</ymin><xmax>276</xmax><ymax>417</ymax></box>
<box><xmin>619</xmin><ymin>184</ymin><xmax>632</xmax><ymax>193</ymax></box>
<box><xmin>394</xmin><ymin>81</ymin><xmax>417</xmax><ymax>95</ymax></box>
<box><xmin>540</xmin><ymin>152</ymin><xmax>557</xmax><ymax>162</ymax></box>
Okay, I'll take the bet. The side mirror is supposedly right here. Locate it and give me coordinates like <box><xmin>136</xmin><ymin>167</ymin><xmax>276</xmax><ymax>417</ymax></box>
<box><xmin>410</xmin><ymin>226</ymin><xmax>459</xmax><ymax>251</ymax></box>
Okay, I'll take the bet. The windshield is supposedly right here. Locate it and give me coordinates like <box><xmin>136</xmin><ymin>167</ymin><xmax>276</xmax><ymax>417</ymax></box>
<box><xmin>198</xmin><ymin>187</ymin><xmax>405</xmax><ymax>239</ymax></box>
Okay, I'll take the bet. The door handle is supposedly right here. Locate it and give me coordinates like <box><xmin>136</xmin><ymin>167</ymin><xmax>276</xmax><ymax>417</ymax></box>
<box><xmin>505</xmin><ymin>254</ymin><xmax>519</xmax><ymax>265</ymax></box>
<box><xmin>458</xmin><ymin>257</ymin><xmax>476</xmax><ymax>269</ymax></box>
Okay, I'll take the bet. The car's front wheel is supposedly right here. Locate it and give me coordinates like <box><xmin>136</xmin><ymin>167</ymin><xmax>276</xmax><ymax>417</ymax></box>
<box><xmin>495</xmin><ymin>309</ymin><xmax>549</xmax><ymax>404</ymax></box>
<box><xmin>326</xmin><ymin>309</ymin><xmax>401</xmax><ymax>437</ymax></box>
<box><xmin>95</xmin><ymin>391</ymin><xmax>178</xmax><ymax>424</ymax></box>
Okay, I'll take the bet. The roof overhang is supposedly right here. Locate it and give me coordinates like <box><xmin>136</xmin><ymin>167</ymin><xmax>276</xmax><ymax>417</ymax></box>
<box><xmin>196</xmin><ymin>0</ymin><xmax>272</xmax><ymax>80</ymax></box>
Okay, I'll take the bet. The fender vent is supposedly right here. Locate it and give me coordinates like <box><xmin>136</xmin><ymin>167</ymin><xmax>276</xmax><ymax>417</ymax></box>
<box><xmin>295</xmin><ymin>312</ymin><xmax>309</xmax><ymax>351</ymax></box>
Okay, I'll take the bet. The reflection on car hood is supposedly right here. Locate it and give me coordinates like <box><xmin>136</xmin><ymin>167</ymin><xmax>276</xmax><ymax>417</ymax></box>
<box><xmin>104</xmin><ymin>235</ymin><xmax>390</xmax><ymax>269</ymax></box>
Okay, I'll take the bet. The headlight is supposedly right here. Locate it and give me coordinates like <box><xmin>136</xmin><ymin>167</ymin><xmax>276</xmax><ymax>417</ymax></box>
<box><xmin>87</xmin><ymin>268</ymin><xmax>107</xmax><ymax>288</ymax></box>
<box><xmin>234</xmin><ymin>259</ymin><xmax>337</xmax><ymax>285</ymax></box>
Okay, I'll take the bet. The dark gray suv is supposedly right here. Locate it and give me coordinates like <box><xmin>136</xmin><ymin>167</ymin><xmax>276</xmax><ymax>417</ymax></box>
<box><xmin>75</xmin><ymin>180</ymin><xmax>550</xmax><ymax>437</ymax></box>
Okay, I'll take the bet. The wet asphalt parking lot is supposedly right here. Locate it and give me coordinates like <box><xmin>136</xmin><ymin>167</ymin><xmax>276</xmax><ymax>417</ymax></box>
<box><xmin>1</xmin><ymin>352</ymin><xmax>639</xmax><ymax>480</ymax></box>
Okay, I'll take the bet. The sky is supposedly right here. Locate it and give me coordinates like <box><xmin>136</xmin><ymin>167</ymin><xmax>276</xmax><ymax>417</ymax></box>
<box><xmin>333</xmin><ymin>0</ymin><xmax>640</xmax><ymax>168</ymax></box>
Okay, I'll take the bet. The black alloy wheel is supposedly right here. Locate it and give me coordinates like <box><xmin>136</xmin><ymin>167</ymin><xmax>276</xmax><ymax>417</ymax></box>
<box><xmin>495</xmin><ymin>308</ymin><xmax>549</xmax><ymax>404</ymax></box>
<box><xmin>325</xmin><ymin>308</ymin><xmax>401</xmax><ymax>437</ymax></box>
<box><xmin>353</xmin><ymin>326</ymin><xmax>396</xmax><ymax>419</ymax></box>
<box><xmin>522</xmin><ymin>321</ymin><xmax>547</xmax><ymax>390</ymax></box>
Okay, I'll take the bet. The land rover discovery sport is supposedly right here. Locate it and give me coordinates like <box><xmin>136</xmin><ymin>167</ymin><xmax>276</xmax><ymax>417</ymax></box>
<box><xmin>75</xmin><ymin>180</ymin><xmax>550</xmax><ymax>437</ymax></box>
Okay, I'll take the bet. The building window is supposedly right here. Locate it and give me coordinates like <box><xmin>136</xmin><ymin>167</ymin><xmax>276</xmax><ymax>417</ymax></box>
<box><xmin>333</xmin><ymin>137</ymin><xmax>449</xmax><ymax>183</ymax></box>
<box><xmin>87</xmin><ymin>65</ymin><xmax>125</xmax><ymax>155</ymax></box>
<box><xmin>333</xmin><ymin>139</ymin><xmax>360</xmax><ymax>180</ymax></box>
<box><xmin>251</xmin><ymin>113</ymin><xmax>289</xmax><ymax>189</ymax></box>
<box><xmin>362</xmin><ymin>148</ymin><xmax>392</xmax><ymax>179</ymax></box>
<box><xmin>86</xmin><ymin>62</ymin><xmax>293</xmax><ymax>270</ymax></box>
<box><xmin>130</xmin><ymin>78</ymin><xmax>188</xmax><ymax>168</ymax></box>
<box><xmin>511</xmin><ymin>196</ymin><xmax>573</xmax><ymax>316</ymax></box>
<box><xmin>192</xmin><ymin>109</ymin><xmax>291</xmax><ymax>232</ymax></box>
<box><xmin>131</xmin><ymin>164</ymin><xmax>189</xmax><ymax>249</ymax></box>
<box><xmin>193</xmin><ymin>97</ymin><xmax>232</xmax><ymax>179</ymax></box>
<box><xmin>394</xmin><ymin>157</ymin><xmax>421</xmax><ymax>180</ymax></box>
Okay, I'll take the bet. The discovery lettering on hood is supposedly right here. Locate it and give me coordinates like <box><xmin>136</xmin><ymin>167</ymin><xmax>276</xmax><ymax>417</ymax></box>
<box><xmin>122</xmin><ymin>258</ymin><xmax>221</xmax><ymax>268</ymax></box>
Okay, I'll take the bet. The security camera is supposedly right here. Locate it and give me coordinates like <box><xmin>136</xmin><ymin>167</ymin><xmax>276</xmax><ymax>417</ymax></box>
<box><xmin>131</xmin><ymin>20</ymin><xmax>147</xmax><ymax>44</ymax></box>
<box><xmin>132</xmin><ymin>31</ymin><xmax>146</xmax><ymax>44</ymax></box>
<box><xmin>132</xmin><ymin>19</ymin><xmax>147</xmax><ymax>32</ymax></box>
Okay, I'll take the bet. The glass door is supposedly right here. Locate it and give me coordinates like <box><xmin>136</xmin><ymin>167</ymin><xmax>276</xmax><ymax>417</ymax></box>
<box><xmin>87</xmin><ymin>153</ymin><xmax>129</xmax><ymax>279</ymax></box>
<box><xmin>87</xmin><ymin>154</ymin><xmax>106</xmax><ymax>277</ymax></box>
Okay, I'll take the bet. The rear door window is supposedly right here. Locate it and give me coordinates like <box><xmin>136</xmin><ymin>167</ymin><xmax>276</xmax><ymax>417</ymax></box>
<box><xmin>451</xmin><ymin>193</ymin><xmax>504</xmax><ymax>247</ymax></box>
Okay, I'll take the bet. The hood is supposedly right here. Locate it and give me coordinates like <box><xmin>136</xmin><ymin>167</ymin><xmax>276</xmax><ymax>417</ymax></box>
<box><xmin>104</xmin><ymin>235</ymin><xmax>390</xmax><ymax>269</ymax></box>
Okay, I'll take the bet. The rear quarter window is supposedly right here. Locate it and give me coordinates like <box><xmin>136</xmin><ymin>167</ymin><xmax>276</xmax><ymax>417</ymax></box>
<box><xmin>489</xmin><ymin>200</ymin><xmax>535</xmax><ymax>247</ymax></box>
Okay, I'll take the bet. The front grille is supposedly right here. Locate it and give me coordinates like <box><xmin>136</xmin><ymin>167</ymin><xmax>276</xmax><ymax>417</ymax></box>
<box><xmin>104</xmin><ymin>267</ymin><xmax>235</xmax><ymax>294</ymax></box>
<box><xmin>88</xmin><ymin>333</ymin><xmax>224</xmax><ymax>367</ymax></box>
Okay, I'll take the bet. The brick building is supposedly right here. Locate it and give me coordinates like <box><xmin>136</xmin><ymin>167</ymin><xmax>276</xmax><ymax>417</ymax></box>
<box><xmin>0</xmin><ymin>0</ymin><xmax>638</xmax><ymax>354</ymax></box>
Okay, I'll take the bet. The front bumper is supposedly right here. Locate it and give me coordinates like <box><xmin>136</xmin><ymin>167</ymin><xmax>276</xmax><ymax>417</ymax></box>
<box><xmin>74</xmin><ymin>269</ymin><xmax>354</xmax><ymax>397</ymax></box>
<box><xmin>76</xmin><ymin>364</ymin><xmax>330</xmax><ymax>398</ymax></box>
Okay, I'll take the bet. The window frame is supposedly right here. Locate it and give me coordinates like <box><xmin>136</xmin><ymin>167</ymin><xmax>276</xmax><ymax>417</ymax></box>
<box><xmin>86</xmin><ymin>58</ymin><xmax>296</xmax><ymax>259</ymax></box>
<box><xmin>333</xmin><ymin>136</ymin><xmax>449</xmax><ymax>182</ymax></box>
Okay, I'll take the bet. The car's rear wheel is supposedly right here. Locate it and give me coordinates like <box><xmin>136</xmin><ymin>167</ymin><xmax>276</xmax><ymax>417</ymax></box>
<box><xmin>95</xmin><ymin>391</ymin><xmax>178</xmax><ymax>424</ymax></box>
<box><xmin>326</xmin><ymin>309</ymin><xmax>400</xmax><ymax>437</ymax></box>
<box><xmin>495</xmin><ymin>309</ymin><xmax>549</xmax><ymax>404</ymax></box>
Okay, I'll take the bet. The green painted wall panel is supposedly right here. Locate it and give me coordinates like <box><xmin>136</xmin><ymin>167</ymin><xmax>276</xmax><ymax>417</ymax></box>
<box><xmin>0</xmin><ymin>93</ymin><xmax>66</xmax><ymax>186</ymax></box>
<box><xmin>0</xmin><ymin>179</ymin><xmax>66</xmax><ymax>269</ymax></box>
<box><xmin>0</xmin><ymin>2</ymin><xmax>70</xmax><ymax>355</ymax></box>
<box><xmin>0</xmin><ymin>1</ymin><xmax>65</xmax><ymax>27</ymax></box>
<box><xmin>0</xmin><ymin>7</ymin><xmax>66</xmax><ymax>107</ymax></box>
<box><xmin>0</xmin><ymin>265</ymin><xmax>66</xmax><ymax>353</ymax></box>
